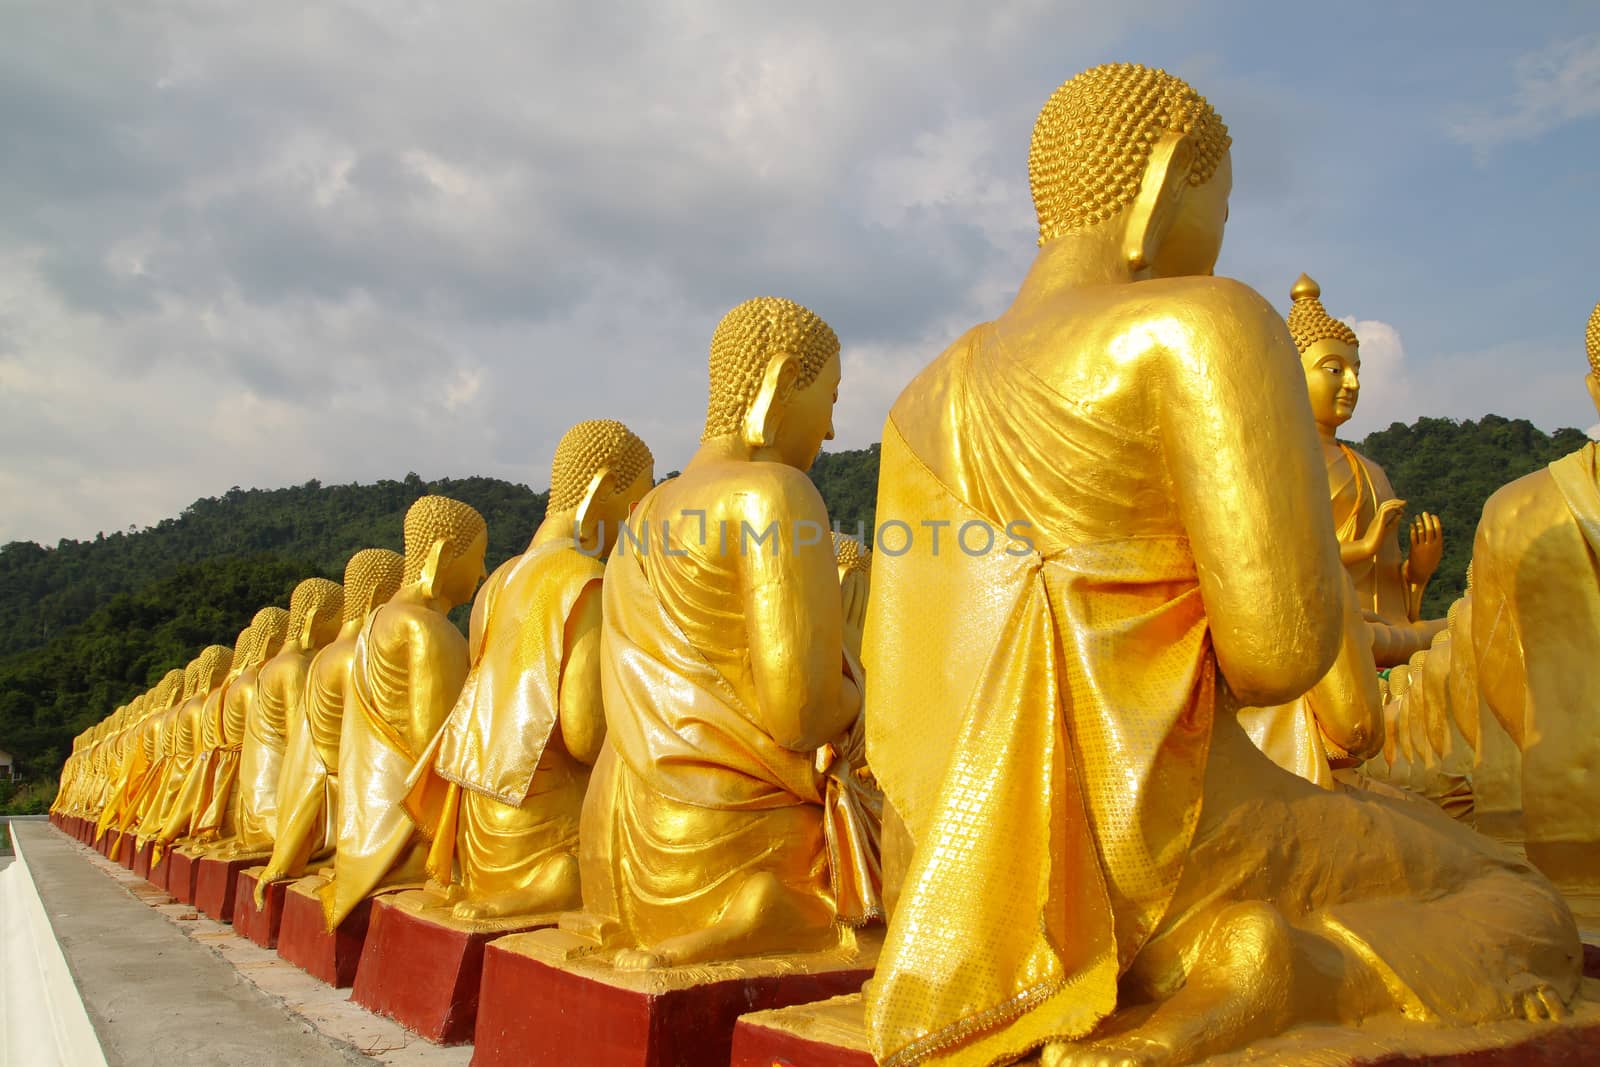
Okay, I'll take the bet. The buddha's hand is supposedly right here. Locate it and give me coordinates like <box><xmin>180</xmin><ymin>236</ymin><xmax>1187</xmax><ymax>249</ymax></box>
<box><xmin>1354</xmin><ymin>499</ymin><xmax>1407</xmax><ymax>560</ymax></box>
<box><xmin>1404</xmin><ymin>511</ymin><xmax>1443</xmax><ymax>586</ymax></box>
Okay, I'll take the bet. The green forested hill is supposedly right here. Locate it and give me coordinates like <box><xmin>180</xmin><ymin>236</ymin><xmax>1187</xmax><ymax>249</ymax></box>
<box><xmin>0</xmin><ymin>424</ymin><xmax>1586</xmax><ymax>808</ymax></box>
<box><xmin>1357</xmin><ymin>416</ymin><xmax>1590</xmax><ymax>617</ymax></box>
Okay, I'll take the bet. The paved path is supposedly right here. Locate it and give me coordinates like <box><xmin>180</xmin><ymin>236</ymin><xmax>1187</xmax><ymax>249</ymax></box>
<box><xmin>15</xmin><ymin>822</ymin><xmax>468</xmax><ymax>1067</ymax></box>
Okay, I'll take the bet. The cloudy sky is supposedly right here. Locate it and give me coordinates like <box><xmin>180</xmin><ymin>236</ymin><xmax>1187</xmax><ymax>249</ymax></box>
<box><xmin>3</xmin><ymin>1</ymin><xmax>1598</xmax><ymax>546</ymax></box>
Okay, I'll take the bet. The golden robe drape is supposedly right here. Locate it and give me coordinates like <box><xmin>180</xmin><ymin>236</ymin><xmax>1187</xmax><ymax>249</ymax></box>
<box><xmin>862</xmin><ymin>324</ymin><xmax>1579</xmax><ymax>1067</ymax></box>
<box><xmin>409</xmin><ymin>542</ymin><xmax>603</xmax><ymax>891</ymax></box>
<box><xmin>320</xmin><ymin>603</ymin><xmax>467</xmax><ymax>929</ymax></box>
<box><xmin>580</xmin><ymin>516</ymin><xmax>879</xmax><ymax>948</ymax></box>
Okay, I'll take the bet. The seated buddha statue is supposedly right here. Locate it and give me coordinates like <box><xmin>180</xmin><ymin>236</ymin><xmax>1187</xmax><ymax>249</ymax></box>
<box><xmin>572</xmin><ymin>297</ymin><xmax>879</xmax><ymax>970</ymax></box>
<box><xmin>1470</xmin><ymin>298</ymin><xmax>1600</xmax><ymax>876</ymax></box>
<box><xmin>861</xmin><ymin>63</ymin><xmax>1579</xmax><ymax>1067</ymax></box>
<box><xmin>228</xmin><ymin>578</ymin><xmax>346</xmax><ymax>858</ymax></box>
<box><xmin>257</xmin><ymin>549</ymin><xmax>404</xmax><ymax>901</ymax></box>
<box><xmin>412</xmin><ymin>420</ymin><xmax>654</xmax><ymax>922</ymax></box>
<box><xmin>123</xmin><ymin>668</ymin><xmax>186</xmax><ymax>839</ymax></box>
<box><xmin>194</xmin><ymin>608</ymin><xmax>289</xmax><ymax>848</ymax></box>
<box><xmin>1289</xmin><ymin>275</ymin><xmax>1446</xmax><ymax>667</ymax></box>
<box><xmin>94</xmin><ymin>694</ymin><xmax>147</xmax><ymax>843</ymax></box>
<box><xmin>319</xmin><ymin>495</ymin><xmax>486</xmax><ymax>930</ymax></box>
<box><xmin>151</xmin><ymin>645</ymin><xmax>235</xmax><ymax>862</ymax></box>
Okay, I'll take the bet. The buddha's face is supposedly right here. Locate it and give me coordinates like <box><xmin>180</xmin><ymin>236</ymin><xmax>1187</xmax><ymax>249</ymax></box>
<box><xmin>775</xmin><ymin>350</ymin><xmax>841</xmax><ymax>471</ymax></box>
<box><xmin>1149</xmin><ymin>150</ymin><xmax>1232</xmax><ymax>279</ymax></box>
<box><xmin>436</xmin><ymin>528</ymin><xmax>488</xmax><ymax>609</ymax></box>
<box><xmin>1302</xmin><ymin>338</ymin><xmax>1361</xmax><ymax>429</ymax></box>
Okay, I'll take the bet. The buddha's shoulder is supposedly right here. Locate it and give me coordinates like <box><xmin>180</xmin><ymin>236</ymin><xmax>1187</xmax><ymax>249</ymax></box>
<box><xmin>1478</xmin><ymin>466</ymin><xmax>1568</xmax><ymax>554</ymax></box>
<box><xmin>1009</xmin><ymin>276</ymin><xmax>1286</xmax><ymax>359</ymax></box>
<box><xmin>662</xmin><ymin>462</ymin><xmax>823</xmax><ymax>515</ymax></box>
<box><xmin>369</xmin><ymin>600</ymin><xmax>462</xmax><ymax>646</ymax></box>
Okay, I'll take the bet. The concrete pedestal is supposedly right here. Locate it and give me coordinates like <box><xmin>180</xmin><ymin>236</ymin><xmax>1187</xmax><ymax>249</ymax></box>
<box><xmin>167</xmin><ymin>846</ymin><xmax>202</xmax><ymax>905</ymax></box>
<box><xmin>350</xmin><ymin>890</ymin><xmax>556</xmax><ymax>1045</ymax></box>
<box><xmin>471</xmin><ymin>926</ymin><xmax>880</xmax><ymax>1067</ymax></box>
<box><xmin>233</xmin><ymin>867</ymin><xmax>289</xmax><ymax>948</ymax></box>
<box><xmin>277</xmin><ymin>875</ymin><xmax>377</xmax><ymax>988</ymax></box>
<box><xmin>194</xmin><ymin>853</ymin><xmax>262</xmax><ymax>922</ymax></box>
<box><xmin>130</xmin><ymin>839</ymin><xmax>154</xmax><ymax>881</ymax></box>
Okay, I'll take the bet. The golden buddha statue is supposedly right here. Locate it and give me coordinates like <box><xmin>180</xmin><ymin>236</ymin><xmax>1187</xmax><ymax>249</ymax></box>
<box><xmin>258</xmin><ymin>549</ymin><xmax>404</xmax><ymax>900</ymax></box>
<box><xmin>1470</xmin><ymin>298</ymin><xmax>1600</xmax><ymax>877</ymax></box>
<box><xmin>319</xmin><ymin>496</ymin><xmax>486</xmax><ymax>929</ymax></box>
<box><xmin>572</xmin><ymin>297</ymin><xmax>879</xmax><ymax>971</ymax></box>
<box><xmin>94</xmin><ymin>693</ymin><xmax>147</xmax><ymax>842</ymax></box>
<box><xmin>414</xmin><ymin>421</ymin><xmax>653</xmax><ymax>922</ymax></box>
<box><xmin>1289</xmin><ymin>275</ymin><xmax>1446</xmax><ymax>667</ymax></box>
<box><xmin>185</xmin><ymin>623</ymin><xmax>257</xmax><ymax>840</ymax></box>
<box><xmin>143</xmin><ymin>660</ymin><xmax>206</xmax><ymax>846</ymax></box>
<box><xmin>230</xmin><ymin>579</ymin><xmax>345</xmax><ymax>858</ymax></box>
<box><xmin>861</xmin><ymin>63</ymin><xmax>1579</xmax><ymax>1067</ymax></box>
<box><xmin>124</xmin><ymin>668</ymin><xmax>185</xmax><ymax>838</ymax></box>
<box><xmin>195</xmin><ymin>608</ymin><xmax>289</xmax><ymax>847</ymax></box>
<box><xmin>151</xmin><ymin>646</ymin><xmax>235</xmax><ymax>862</ymax></box>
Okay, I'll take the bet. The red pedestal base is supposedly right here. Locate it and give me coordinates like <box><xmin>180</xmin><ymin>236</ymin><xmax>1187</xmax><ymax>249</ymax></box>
<box><xmin>131</xmin><ymin>839</ymin><xmax>154</xmax><ymax>880</ymax></box>
<box><xmin>731</xmin><ymin>994</ymin><xmax>875</xmax><ymax>1067</ymax></box>
<box><xmin>167</xmin><ymin>847</ymin><xmax>202</xmax><ymax>905</ymax></box>
<box><xmin>233</xmin><ymin>868</ymin><xmax>290</xmax><ymax>948</ymax></box>
<box><xmin>194</xmin><ymin>854</ymin><xmax>262</xmax><ymax>922</ymax></box>
<box><xmin>277</xmin><ymin>876</ymin><xmax>375</xmax><ymax>988</ymax></box>
<box><xmin>95</xmin><ymin>829</ymin><xmax>114</xmax><ymax>858</ymax></box>
<box><xmin>471</xmin><ymin>928</ymin><xmax>880</xmax><ymax>1067</ymax></box>
<box><xmin>351</xmin><ymin>891</ymin><xmax>554</xmax><ymax>1045</ymax></box>
<box><xmin>148</xmin><ymin>845</ymin><xmax>173</xmax><ymax>891</ymax></box>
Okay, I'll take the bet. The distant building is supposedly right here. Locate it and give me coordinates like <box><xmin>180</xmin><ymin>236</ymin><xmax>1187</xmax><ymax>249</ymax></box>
<box><xmin>0</xmin><ymin>749</ymin><xmax>12</xmax><ymax>780</ymax></box>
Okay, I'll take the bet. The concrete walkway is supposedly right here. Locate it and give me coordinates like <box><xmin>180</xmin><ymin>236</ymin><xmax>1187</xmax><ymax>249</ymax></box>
<box><xmin>14</xmin><ymin>822</ymin><xmax>468</xmax><ymax>1067</ymax></box>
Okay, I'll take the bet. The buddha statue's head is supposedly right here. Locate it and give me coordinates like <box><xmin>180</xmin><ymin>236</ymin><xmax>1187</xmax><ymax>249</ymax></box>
<box><xmin>156</xmin><ymin>668</ymin><xmax>185</xmax><ymax>709</ymax></box>
<box><xmin>229</xmin><ymin>624</ymin><xmax>256</xmax><ymax>680</ymax></box>
<box><xmin>1289</xmin><ymin>274</ymin><xmax>1362</xmax><ymax>432</ymax></box>
<box><xmin>1030</xmin><ymin>63</ymin><xmax>1231</xmax><ymax>277</ymax></box>
<box><xmin>343</xmin><ymin>548</ymin><xmax>406</xmax><ymax>623</ymax></box>
<box><xmin>250</xmin><ymin>607</ymin><xmax>291</xmax><ymax>667</ymax></box>
<box><xmin>1585</xmin><ymin>299</ymin><xmax>1599</xmax><ymax>417</ymax></box>
<box><xmin>702</xmin><ymin>296</ymin><xmax>841</xmax><ymax>472</ymax></box>
<box><xmin>196</xmin><ymin>644</ymin><xmax>233</xmax><ymax>690</ymax></box>
<box><xmin>832</xmin><ymin>531</ymin><xmax>871</xmax><ymax>585</ymax></box>
<box><xmin>402</xmin><ymin>495</ymin><xmax>488</xmax><ymax>612</ymax></box>
<box><xmin>181</xmin><ymin>658</ymin><xmax>205</xmax><ymax>701</ymax></box>
<box><xmin>549</xmin><ymin>419</ymin><xmax>655</xmax><ymax>556</ymax></box>
<box><xmin>288</xmin><ymin>577</ymin><xmax>345</xmax><ymax>651</ymax></box>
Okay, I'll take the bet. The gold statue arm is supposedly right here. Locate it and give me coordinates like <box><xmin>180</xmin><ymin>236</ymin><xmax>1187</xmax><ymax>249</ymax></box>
<box><xmin>558</xmin><ymin>581</ymin><xmax>607</xmax><ymax>766</ymax></box>
<box><xmin>1311</xmin><ymin>575</ymin><xmax>1384</xmax><ymax>762</ymax></box>
<box><xmin>1340</xmin><ymin>499</ymin><xmax>1406</xmax><ymax>566</ymax></box>
<box><xmin>738</xmin><ymin>468</ymin><xmax>856</xmax><ymax>752</ymax></box>
<box><xmin>1162</xmin><ymin>283</ymin><xmax>1344</xmax><ymax>705</ymax></box>
<box><xmin>1401</xmin><ymin>511</ymin><xmax>1443</xmax><ymax>621</ymax></box>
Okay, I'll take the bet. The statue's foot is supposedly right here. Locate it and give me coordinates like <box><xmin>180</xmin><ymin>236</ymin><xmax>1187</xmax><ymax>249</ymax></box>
<box><xmin>1510</xmin><ymin>976</ymin><xmax>1568</xmax><ymax>1021</ymax></box>
<box><xmin>1041</xmin><ymin>1034</ymin><xmax>1171</xmax><ymax>1067</ymax></box>
<box><xmin>1050</xmin><ymin>903</ymin><xmax>1297</xmax><ymax>1067</ymax></box>
<box><xmin>609</xmin><ymin>872</ymin><xmax>837</xmax><ymax>971</ymax></box>
<box><xmin>450</xmin><ymin>854</ymin><xmax>581</xmax><ymax>921</ymax></box>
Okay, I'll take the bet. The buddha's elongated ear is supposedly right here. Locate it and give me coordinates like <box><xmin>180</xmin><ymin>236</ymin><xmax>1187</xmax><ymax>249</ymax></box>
<box><xmin>743</xmin><ymin>353</ymin><xmax>799</xmax><ymax>450</ymax></box>
<box><xmin>1124</xmin><ymin>131</ymin><xmax>1196</xmax><ymax>279</ymax></box>
<box><xmin>574</xmin><ymin>467</ymin><xmax>615</xmax><ymax>547</ymax></box>
<box><xmin>1585</xmin><ymin>372</ymin><xmax>1600</xmax><ymax>418</ymax></box>
<box><xmin>417</xmin><ymin>538</ymin><xmax>449</xmax><ymax>600</ymax></box>
<box><xmin>300</xmin><ymin>606</ymin><xmax>320</xmax><ymax>648</ymax></box>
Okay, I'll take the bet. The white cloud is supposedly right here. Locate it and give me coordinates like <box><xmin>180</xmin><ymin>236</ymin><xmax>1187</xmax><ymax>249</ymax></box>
<box><xmin>1449</xmin><ymin>33</ymin><xmax>1600</xmax><ymax>157</ymax></box>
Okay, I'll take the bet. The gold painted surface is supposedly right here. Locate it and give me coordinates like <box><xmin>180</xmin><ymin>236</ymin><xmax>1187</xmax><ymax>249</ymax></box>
<box><xmin>1474</xmin><ymin>438</ymin><xmax>1600</xmax><ymax>851</ymax></box>
<box><xmin>572</xmin><ymin>298</ymin><xmax>879</xmax><ymax>971</ymax></box>
<box><xmin>861</xmin><ymin>63</ymin><xmax>1581</xmax><ymax>1067</ymax></box>
<box><xmin>319</xmin><ymin>496</ymin><xmax>484</xmax><ymax>930</ymax></box>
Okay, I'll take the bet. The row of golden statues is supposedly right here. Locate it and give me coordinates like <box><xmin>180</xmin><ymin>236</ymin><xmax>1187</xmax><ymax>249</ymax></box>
<box><xmin>53</xmin><ymin>62</ymin><xmax>1598</xmax><ymax>1065</ymax></box>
